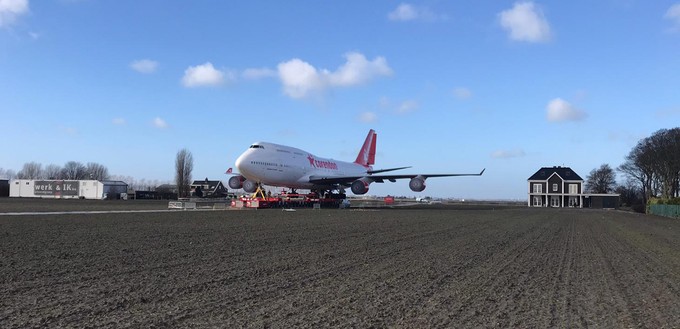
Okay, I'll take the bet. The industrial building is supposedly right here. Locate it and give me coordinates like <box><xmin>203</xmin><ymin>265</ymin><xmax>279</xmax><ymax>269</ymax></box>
<box><xmin>9</xmin><ymin>180</ymin><xmax>128</xmax><ymax>199</ymax></box>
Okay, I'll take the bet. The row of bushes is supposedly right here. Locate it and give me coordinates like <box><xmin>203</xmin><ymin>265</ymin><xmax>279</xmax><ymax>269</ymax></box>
<box><xmin>648</xmin><ymin>197</ymin><xmax>680</xmax><ymax>206</ymax></box>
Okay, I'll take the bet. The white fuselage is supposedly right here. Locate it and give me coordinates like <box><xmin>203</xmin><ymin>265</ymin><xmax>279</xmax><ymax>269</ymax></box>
<box><xmin>235</xmin><ymin>142</ymin><xmax>370</xmax><ymax>189</ymax></box>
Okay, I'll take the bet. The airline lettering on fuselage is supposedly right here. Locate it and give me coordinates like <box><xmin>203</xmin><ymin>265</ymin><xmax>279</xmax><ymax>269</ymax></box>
<box><xmin>307</xmin><ymin>155</ymin><xmax>338</xmax><ymax>170</ymax></box>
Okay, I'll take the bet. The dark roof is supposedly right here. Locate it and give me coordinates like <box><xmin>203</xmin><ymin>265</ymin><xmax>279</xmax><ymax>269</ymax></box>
<box><xmin>528</xmin><ymin>166</ymin><xmax>583</xmax><ymax>181</ymax></box>
<box><xmin>191</xmin><ymin>180</ymin><xmax>224</xmax><ymax>188</ymax></box>
<box><xmin>100</xmin><ymin>180</ymin><xmax>128</xmax><ymax>186</ymax></box>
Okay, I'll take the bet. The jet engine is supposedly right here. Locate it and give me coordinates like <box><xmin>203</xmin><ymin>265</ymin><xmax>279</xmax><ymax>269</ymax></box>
<box><xmin>351</xmin><ymin>178</ymin><xmax>371</xmax><ymax>195</ymax></box>
<box><xmin>228</xmin><ymin>175</ymin><xmax>245</xmax><ymax>189</ymax></box>
<box><xmin>409</xmin><ymin>176</ymin><xmax>426</xmax><ymax>192</ymax></box>
<box><xmin>242</xmin><ymin>180</ymin><xmax>259</xmax><ymax>193</ymax></box>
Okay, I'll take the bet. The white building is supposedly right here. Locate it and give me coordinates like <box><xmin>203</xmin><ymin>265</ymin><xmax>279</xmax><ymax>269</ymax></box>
<box><xmin>10</xmin><ymin>180</ymin><xmax>128</xmax><ymax>199</ymax></box>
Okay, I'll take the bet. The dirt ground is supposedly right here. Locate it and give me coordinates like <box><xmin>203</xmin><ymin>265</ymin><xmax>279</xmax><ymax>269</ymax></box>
<box><xmin>1</xmin><ymin>200</ymin><xmax>679</xmax><ymax>328</ymax></box>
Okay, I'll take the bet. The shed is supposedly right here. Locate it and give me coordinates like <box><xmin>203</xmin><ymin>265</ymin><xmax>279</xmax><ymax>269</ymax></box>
<box><xmin>584</xmin><ymin>194</ymin><xmax>620</xmax><ymax>209</ymax></box>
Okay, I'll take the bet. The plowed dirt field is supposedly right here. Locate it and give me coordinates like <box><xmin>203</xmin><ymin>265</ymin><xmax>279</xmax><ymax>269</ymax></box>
<box><xmin>1</xmin><ymin>202</ymin><xmax>679</xmax><ymax>328</ymax></box>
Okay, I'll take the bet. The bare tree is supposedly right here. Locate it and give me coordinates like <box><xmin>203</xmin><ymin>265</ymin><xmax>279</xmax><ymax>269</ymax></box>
<box><xmin>44</xmin><ymin>164</ymin><xmax>63</xmax><ymax>179</ymax></box>
<box><xmin>17</xmin><ymin>162</ymin><xmax>44</xmax><ymax>179</ymax></box>
<box><xmin>110</xmin><ymin>174</ymin><xmax>136</xmax><ymax>188</ymax></box>
<box><xmin>86</xmin><ymin>162</ymin><xmax>110</xmax><ymax>181</ymax></box>
<box><xmin>615</xmin><ymin>178</ymin><xmax>644</xmax><ymax>212</ymax></box>
<box><xmin>61</xmin><ymin>161</ymin><xmax>87</xmax><ymax>180</ymax></box>
<box><xmin>0</xmin><ymin>168</ymin><xmax>15</xmax><ymax>179</ymax></box>
<box><xmin>585</xmin><ymin>164</ymin><xmax>617</xmax><ymax>194</ymax></box>
<box><xmin>138</xmin><ymin>178</ymin><xmax>148</xmax><ymax>191</ymax></box>
<box><xmin>618</xmin><ymin>128</ymin><xmax>680</xmax><ymax>202</ymax></box>
<box><xmin>175</xmin><ymin>149</ymin><xmax>194</xmax><ymax>198</ymax></box>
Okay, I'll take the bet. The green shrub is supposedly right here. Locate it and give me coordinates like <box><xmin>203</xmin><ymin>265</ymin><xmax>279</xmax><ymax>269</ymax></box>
<box><xmin>648</xmin><ymin>197</ymin><xmax>680</xmax><ymax>205</ymax></box>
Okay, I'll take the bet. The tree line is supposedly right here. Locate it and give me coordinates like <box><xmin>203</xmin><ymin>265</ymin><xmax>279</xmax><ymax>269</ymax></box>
<box><xmin>2</xmin><ymin>148</ymin><xmax>194</xmax><ymax>197</ymax></box>
<box><xmin>5</xmin><ymin>161</ymin><xmax>111</xmax><ymax>181</ymax></box>
<box><xmin>585</xmin><ymin>127</ymin><xmax>680</xmax><ymax>209</ymax></box>
<box><xmin>618</xmin><ymin>128</ymin><xmax>680</xmax><ymax>203</ymax></box>
<box><xmin>0</xmin><ymin>162</ymin><xmax>170</xmax><ymax>191</ymax></box>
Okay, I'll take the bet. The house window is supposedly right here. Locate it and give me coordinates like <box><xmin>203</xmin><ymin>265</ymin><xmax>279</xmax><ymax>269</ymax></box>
<box><xmin>551</xmin><ymin>196</ymin><xmax>560</xmax><ymax>207</ymax></box>
<box><xmin>552</xmin><ymin>183</ymin><xmax>558</xmax><ymax>192</ymax></box>
<box><xmin>568</xmin><ymin>197</ymin><xmax>578</xmax><ymax>207</ymax></box>
<box><xmin>533</xmin><ymin>184</ymin><xmax>542</xmax><ymax>193</ymax></box>
<box><xmin>533</xmin><ymin>196</ymin><xmax>542</xmax><ymax>206</ymax></box>
<box><xmin>569</xmin><ymin>184</ymin><xmax>578</xmax><ymax>194</ymax></box>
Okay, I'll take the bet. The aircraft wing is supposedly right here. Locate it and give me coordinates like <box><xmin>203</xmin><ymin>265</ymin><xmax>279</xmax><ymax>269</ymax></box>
<box><xmin>309</xmin><ymin>168</ymin><xmax>485</xmax><ymax>185</ymax></box>
<box><xmin>367</xmin><ymin>166</ymin><xmax>411</xmax><ymax>174</ymax></box>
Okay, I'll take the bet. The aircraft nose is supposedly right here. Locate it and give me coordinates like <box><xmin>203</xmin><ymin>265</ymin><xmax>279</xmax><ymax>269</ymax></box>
<box><xmin>235</xmin><ymin>153</ymin><xmax>246</xmax><ymax>173</ymax></box>
<box><xmin>235</xmin><ymin>151</ymin><xmax>253</xmax><ymax>177</ymax></box>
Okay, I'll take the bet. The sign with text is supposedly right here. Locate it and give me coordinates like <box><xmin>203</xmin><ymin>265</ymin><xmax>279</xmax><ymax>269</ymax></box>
<box><xmin>34</xmin><ymin>181</ymin><xmax>80</xmax><ymax>196</ymax></box>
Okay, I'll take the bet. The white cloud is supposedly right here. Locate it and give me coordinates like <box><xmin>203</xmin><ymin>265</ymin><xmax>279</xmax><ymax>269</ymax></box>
<box><xmin>130</xmin><ymin>59</ymin><xmax>158</xmax><ymax>74</ymax></box>
<box><xmin>182</xmin><ymin>62</ymin><xmax>225</xmax><ymax>87</ymax></box>
<box><xmin>453</xmin><ymin>87</ymin><xmax>472</xmax><ymax>99</ymax></box>
<box><xmin>59</xmin><ymin>126</ymin><xmax>77</xmax><ymax>136</ymax></box>
<box><xmin>387</xmin><ymin>3</ymin><xmax>442</xmax><ymax>22</ymax></box>
<box><xmin>277</xmin><ymin>52</ymin><xmax>393</xmax><ymax>99</ymax></box>
<box><xmin>112</xmin><ymin>118</ymin><xmax>126</xmax><ymax>125</ymax></box>
<box><xmin>498</xmin><ymin>2</ymin><xmax>551</xmax><ymax>43</ymax></box>
<box><xmin>665</xmin><ymin>3</ymin><xmax>680</xmax><ymax>31</ymax></box>
<box><xmin>277</xmin><ymin>59</ymin><xmax>325</xmax><ymax>98</ymax></box>
<box><xmin>328</xmin><ymin>52</ymin><xmax>393</xmax><ymax>86</ymax></box>
<box><xmin>491</xmin><ymin>149</ymin><xmax>526</xmax><ymax>159</ymax></box>
<box><xmin>152</xmin><ymin>117</ymin><xmax>168</xmax><ymax>128</ymax></box>
<box><xmin>359</xmin><ymin>112</ymin><xmax>378</xmax><ymax>123</ymax></box>
<box><xmin>242</xmin><ymin>67</ymin><xmax>276</xmax><ymax>80</ymax></box>
<box><xmin>396</xmin><ymin>100</ymin><xmax>419</xmax><ymax>114</ymax></box>
<box><xmin>546</xmin><ymin>98</ymin><xmax>587</xmax><ymax>122</ymax></box>
<box><xmin>376</xmin><ymin>97</ymin><xmax>420</xmax><ymax>115</ymax></box>
<box><xmin>0</xmin><ymin>0</ymin><xmax>29</xmax><ymax>27</ymax></box>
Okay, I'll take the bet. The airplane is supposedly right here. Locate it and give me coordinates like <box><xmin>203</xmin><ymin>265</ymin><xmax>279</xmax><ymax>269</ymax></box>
<box><xmin>227</xmin><ymin>129</ymin><xmax>484</xmax><ymax>196</ymax></box>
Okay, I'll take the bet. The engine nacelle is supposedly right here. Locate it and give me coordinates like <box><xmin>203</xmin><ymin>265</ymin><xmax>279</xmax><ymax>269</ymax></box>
<box><xmin>351</xmin><ymin>179</ymin><xmax>371</xmax><ymax>195</ymax></box>
<box><xmin>228</xmin><ymin>175</ymin><xmax>245</xmax><ymax>189</ymax></box>
<box><xmin>409</xmin><ymin>176</ymin><xmax>426</xmax><ymax>192</ymax></box>
<box><xmin>242</xmin><ymin>180</ymin><xmax>259</xmax><ymax>193</ymax></box>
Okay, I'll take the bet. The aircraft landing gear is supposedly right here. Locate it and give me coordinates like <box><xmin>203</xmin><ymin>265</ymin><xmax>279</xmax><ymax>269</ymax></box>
<box><xmin>251</xmin><ymin>184</ymin><xmax>267</xmax><ymax>199</ymax></box>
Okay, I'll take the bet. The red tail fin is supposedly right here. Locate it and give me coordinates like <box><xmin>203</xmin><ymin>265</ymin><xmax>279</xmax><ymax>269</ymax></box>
<box><xmin>354</xmin><ymin>129</ymin><xmax>376</xmax><ymax>167</ymax></box>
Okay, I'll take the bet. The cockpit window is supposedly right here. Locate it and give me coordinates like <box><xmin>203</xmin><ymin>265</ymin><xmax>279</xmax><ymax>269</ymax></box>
<box><xmin>249</xmin><ymin>145</ymin><xmax>264</xmax><ymax>149</ymax></box>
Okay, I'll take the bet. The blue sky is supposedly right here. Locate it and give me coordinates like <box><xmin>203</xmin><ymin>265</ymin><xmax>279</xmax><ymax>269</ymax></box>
<box><xmin>1</xmin><ymin>0</ymin><xmax>679</xmax><ymax>199</ymax></box>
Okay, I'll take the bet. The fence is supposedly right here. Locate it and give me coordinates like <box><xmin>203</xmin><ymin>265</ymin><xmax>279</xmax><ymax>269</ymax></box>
<box><xmin>648</xmin><ymin>204</ymin><xmax>680</xmax><ymax>219</ymax></box>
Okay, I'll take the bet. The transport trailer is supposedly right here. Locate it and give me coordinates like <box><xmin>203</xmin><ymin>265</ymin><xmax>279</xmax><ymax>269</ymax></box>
<box><xmin>238</xmin><ymin>192</ymin><xmax>346</xmax><ymax>209</ymax></box>
<box><xmin>281</xmin><ymin>191</ymin><xmax>346</xmax><ymax>208</ymax></box>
